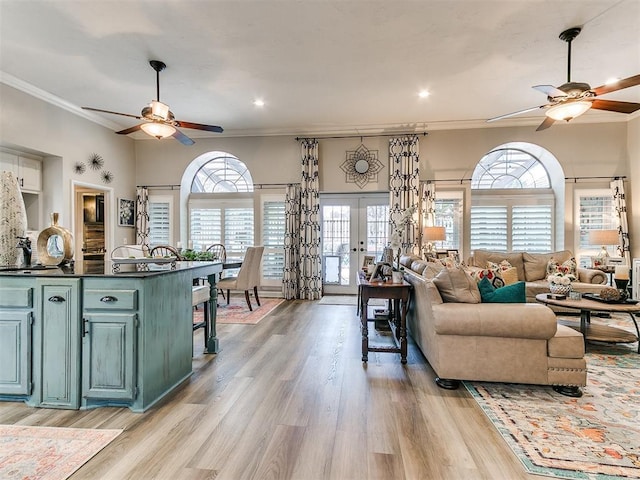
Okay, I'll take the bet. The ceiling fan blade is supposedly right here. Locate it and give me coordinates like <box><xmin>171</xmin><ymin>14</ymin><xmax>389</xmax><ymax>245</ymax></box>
<box><xmin>82</xmin><ymin>107</ymin><xmax>142</xmax><ymax>120</ymax></box>
<box><xmin>590</xmin><ymin>99</ymin><xmax>640</xmax><ymax>114</ymax></box>
<box><xmin>593</xmin><ymin>74</ymin><xmax>640</xmax><ymax>96</ymax></box>
<box><xmin>487</xmin><ymin>105</ymin><xmax>546</xmax><ymax>123</ymax></box>
<box><xmin>116</xmin><ymin>124</ymin><xmax>143</xmax><ymax>135</ymax></box>
<box><xmin>532</xmin><ymin>85</ymin><xmax>567</xmax><ymax>98</ymax></box>
<box><xmin>172</xmin><ymin>128</ymin><xmax>195</xmax><ymax>145</ymax></box>
<box><xmin>535</xmin><ymin>117</ymin><xmax>555</xmax><ymax>131</ymax></box>
<box><xmin>174</xmin><ymin>120</ymin><xmax>224</xmax><ymax>133</ymax></box>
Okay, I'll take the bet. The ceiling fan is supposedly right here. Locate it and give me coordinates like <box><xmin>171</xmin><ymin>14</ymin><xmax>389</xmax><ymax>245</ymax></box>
<box><xmin>83</xmin><ymin>60</ymin><xmax>223</xmax><ymax>145</ymax></box>
<box><xmin>487</xmin><ymin>27</ymin><xmax>640</xmax><ymax>131</ymax></box>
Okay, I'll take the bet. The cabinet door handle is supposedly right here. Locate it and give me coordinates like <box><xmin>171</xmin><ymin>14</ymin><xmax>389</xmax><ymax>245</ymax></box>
<box><xmin>48</xmin><ymin>295</ymin><xmax>65</xmax><ymax>303</ymax></box>
<box><xmin>100</xmin><ymin>295</ymin><xmax>118</xmax><ymax>303</ymax></box>
<box><xmin>82</xmin><ymin>318</ymin><xmax>89</xmax><ymax>337</ymax></box>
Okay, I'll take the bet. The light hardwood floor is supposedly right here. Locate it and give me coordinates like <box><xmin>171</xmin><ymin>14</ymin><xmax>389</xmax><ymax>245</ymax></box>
<box><xmin>0</xmin><ymin>300</ymin><xmax>539</xmax><ymax>480</ymax></box>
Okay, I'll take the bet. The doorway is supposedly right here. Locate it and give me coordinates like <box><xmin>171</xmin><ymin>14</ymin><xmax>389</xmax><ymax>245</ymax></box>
<box><xmin>73</xmin><ymin>183</ymin><xmax>113</xmax><ymax>274</ymax></box>
<box><xmin>320</xmin><ymin>193</ymin><xmax>389</xmax><ymax>294</ymax></box>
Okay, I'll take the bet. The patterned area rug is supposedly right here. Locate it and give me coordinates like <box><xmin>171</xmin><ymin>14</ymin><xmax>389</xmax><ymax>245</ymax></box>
<box><xmin>465</xmin><ymin>331</ymin><xmax>639</xmax><ymax>479</ymax></box>
<box><xmin>0</xmin><ymin>425</ymin><xmax>122</xmax><ymax>480</ymax></box>
<box><xmin>195</xmin><ymin>297</ymin><xmax>285</xmax><ymax>324</ymax></box>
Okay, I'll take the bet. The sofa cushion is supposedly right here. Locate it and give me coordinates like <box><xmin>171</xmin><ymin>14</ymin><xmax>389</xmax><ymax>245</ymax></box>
<box><xmin>478</xmin><ymin>277</ymin><xmax>526</xmax><ymax>303</ymax></box>
<box><xmin>419</xmin><ymin>261</ymin><xmax>445</xmax><ymax>279</ymax></box>
<box><xmin>472</xmin><ymin>250</ymin><xmax>526</xmax><ymax>281</ymax></box>
<box><xmin>523</xmin><ymin>250</ymin><xmax>572</xmax><ymax>281</ymax></box>
<box><xmin>433</xmin><ymin>267</ymin><xmax>481</xmax><ymax>303</ymax></box>
<box><xmin>548</xmin><ymin>325</ymin><xmax>585</xmax><ymax>359</ymax></box>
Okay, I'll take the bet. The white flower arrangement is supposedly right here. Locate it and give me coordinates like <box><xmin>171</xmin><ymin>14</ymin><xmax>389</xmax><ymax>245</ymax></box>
<box><xmin>390</xmin><ymin>205</ymin><xmax>416</xmax><ymax>250</ymax></box>
<box><xmin>547</xmin><ymin>272</ymin><xmax>576</xmax><ymax>285</ymax></box>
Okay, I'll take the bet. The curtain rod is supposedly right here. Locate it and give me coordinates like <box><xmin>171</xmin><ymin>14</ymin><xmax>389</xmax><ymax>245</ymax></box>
<box><xmin>295</xmin><ymin>131</ymin><xmax>428</xmax><ymax>141</ymax></box>
<box><xmin>137</xmin><ymin>183</ymin><xmax>299</xmax><ymax>190</ymax></box>
<box><xmin>422</xmin><ymin>175</ymin><xmax>627</xmax><ymax>184</ymax></box>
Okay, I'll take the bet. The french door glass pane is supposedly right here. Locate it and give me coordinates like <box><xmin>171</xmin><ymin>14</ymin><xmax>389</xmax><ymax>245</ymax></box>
<box><xmin>366</xmin><ymin>204</ymin><xmax>389</xmax><ymax>260</ymax></box>
<box><xmin>322</xmin><ymin>206</ymin><xmax>350</xmax><ymax>286</ymax></box>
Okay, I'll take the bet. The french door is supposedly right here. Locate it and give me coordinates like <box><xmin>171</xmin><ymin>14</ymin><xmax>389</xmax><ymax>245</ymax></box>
<box><xmin>320</xmin><ymin>193</ymin><xmax>389</xmax><ymax>294</ymax></box>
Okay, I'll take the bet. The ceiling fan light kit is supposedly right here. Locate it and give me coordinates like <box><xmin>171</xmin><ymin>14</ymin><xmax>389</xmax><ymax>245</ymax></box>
<box><xmin>82</xmin><ymin>60</ymin><xmax>223</xmax><ymax>145</ymax></box>
<box><xmin>140</xmin><ymin>121</ymin><xmax>176</xmax><ymax>139</ymax></box>
<box><xmin>487</xmin><ymin>26</ymin><xmax>640</xmax><ymax>130</ymax></box>
<box><xmin>545</xmin><ymin>100</ymin><xmax>591</xmax><ymax>121</ymax></box>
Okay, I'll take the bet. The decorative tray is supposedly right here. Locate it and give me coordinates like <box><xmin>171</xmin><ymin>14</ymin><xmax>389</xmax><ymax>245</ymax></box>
<box><xmin>582</xmin><ymin>293</ymin><xmax>638</xmax><ymax>305</ymax></box>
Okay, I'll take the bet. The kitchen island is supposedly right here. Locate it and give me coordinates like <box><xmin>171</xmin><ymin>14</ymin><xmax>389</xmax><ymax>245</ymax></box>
<box><xmin>0</xmin><ymin>260</ymin><xmax>222</xmax><ymax>412</ymax></box>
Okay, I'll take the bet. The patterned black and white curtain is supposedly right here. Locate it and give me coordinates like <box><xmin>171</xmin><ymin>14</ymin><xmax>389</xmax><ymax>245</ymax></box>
<box><xmin>299</xmin><ymin>139</ymin><xmax>322</xmax><ymax>300</ymax></box>
<box><xmin>283</xmin><ymin>184</ymin><xmax>301</xmax><ymax>300</ymax></box>
<box><xmin>611</xmin><ymin>178</ymin><xmax>630</xmax><ymax>263</ymax></box>
<box><xmin>419</xmin><ymin>181</ymin><xmax>436</xmax><ymax>248</ymax></box>
<box><xmin>389</xmin><ymin>136</ymin><xmax>420</xmax><ymax>254</ymax></box>
<box><xmin>135</xmin><ymin>186</ymin><xmax>149</xmax><ymax>248</ymax></box>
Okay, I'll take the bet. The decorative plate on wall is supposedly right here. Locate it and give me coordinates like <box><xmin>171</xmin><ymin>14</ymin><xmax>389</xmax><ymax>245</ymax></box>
<box><xmin>340</xmin><ymin>144</ymin><xmax>383</xmax><ymax>188</ymax></box>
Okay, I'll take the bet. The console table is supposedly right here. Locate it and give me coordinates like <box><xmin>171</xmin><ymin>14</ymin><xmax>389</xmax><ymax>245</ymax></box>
<box><xmin>357</xmin><ymin>273</ymin><xmax>411</xmax><ymax>364</ymax></box>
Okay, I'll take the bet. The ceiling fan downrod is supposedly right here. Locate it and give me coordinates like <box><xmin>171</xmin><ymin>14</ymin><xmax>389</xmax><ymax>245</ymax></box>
<box><xmin>149</xmin><ymin>60</ymin><xmax>166</xmax><ymax>102</ymax></box>
<box><xmin>559</xmin><ymin>27</ymin><xmax>581</xmax><ymax>83</ymax></box>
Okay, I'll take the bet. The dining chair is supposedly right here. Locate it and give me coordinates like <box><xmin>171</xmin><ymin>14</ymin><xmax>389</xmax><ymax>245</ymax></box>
<box><xmin>149</xmin><ymin>245</ymin><xmax>183</xmax><ymax>260</ymax></box>
<box><xmin>206</xmin><ymin>243</ymin><xmax>227</xmax><ymax>299</ymax></box>
<box><xmin>217</xmin><ymin>246</ymin><xmax>264</xmax><ymax>311</ymax></box>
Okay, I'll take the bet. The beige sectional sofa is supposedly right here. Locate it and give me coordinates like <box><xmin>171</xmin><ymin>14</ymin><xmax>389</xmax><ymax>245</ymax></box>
<box><xmin>467</xmin><ymin>249</ymin><xmax>608</xmax><ymax>302</ymax></box>
<box><xmin>399</xmin><ymin>254</ymin><xmax>588</xmax><ymax>397</ymax></box>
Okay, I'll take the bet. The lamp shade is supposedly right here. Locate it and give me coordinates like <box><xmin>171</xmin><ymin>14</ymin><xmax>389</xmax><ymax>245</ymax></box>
<box><xmin>545</xmin><ymin>101</ymin><xmax>591</xmax><ymax>121</ymax></box>
<box><xmin>588</xmin><ymin>229</ymin><xmax>618</xmax><ymax>246</ymax></box>
<box><xmin>423</xmin><ymin>226</ymin><xmax>446</xmax><ymax>242</ymax></box>
<box><xmin>140</xmin><ymin>121</ymin><xmax>176</xmax><ymax>139</ymax></box>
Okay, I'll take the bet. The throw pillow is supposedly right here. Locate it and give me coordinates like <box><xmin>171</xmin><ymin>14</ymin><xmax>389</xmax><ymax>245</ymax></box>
<box><xmin>478</xmin><ymin>277</ymin><xmax>526</xmax><ymax>303</ymax></box>
<box><xmin>546</xmin><ymin>257</ymin><xmax>578</xmax><ymax>277</ymax></box>
<box><xmin>432</xmin><ymin>266</ymin><xmax>481</xmax><ymax>303</ymax></box>
<box><xmin>471</xmin><ymin>268</ymin><xmax>505</xmax><ymax>289</ymax></box>
<box><xmin>486</xmin><ymin>260</ymin><xmax>518</xmax><ymax>285</ymax></box>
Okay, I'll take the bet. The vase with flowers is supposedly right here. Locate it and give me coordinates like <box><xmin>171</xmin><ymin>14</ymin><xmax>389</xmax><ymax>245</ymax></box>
<box><xmin>547</xmin><ymin>271</ymin><xmax>576</xmax><ymax>295</ymax></box>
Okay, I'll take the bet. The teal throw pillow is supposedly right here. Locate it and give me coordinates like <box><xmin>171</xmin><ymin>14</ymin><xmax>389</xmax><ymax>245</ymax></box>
<box><xmin>478</xmin><ymin>277</ymin><xmax>525</xmax><ymax>303</ymax></box>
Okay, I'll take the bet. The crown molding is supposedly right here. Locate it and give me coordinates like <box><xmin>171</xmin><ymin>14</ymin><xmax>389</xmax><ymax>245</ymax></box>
<box><xmin>3</xmin><ymin>70</ymin><xmax>636</xmax><ymax>139</ymax></box>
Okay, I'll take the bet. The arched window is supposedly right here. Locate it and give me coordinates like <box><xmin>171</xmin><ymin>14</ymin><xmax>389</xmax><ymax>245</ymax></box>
<box><xmin>191</xmin><ymin>154</ymin><xmax>254</xmax><ymax>193</ymax></box>
<box><xmin>470</xmin><ymin>142</ymin><xmax>560</xmax><ymax>253</ymax></box>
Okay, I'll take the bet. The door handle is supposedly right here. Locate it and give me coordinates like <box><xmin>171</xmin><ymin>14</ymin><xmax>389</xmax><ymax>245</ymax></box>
<box><xmin>360</xmin><ymin>248</ymin><xmax>365</xmax><ymax>252</ymax></box>
<box><xmin>352</xmin><ymin>248</ymin><xmax>357</xmax><ymax>252</ymax></box>
<box><xmin>48</xmin><ymin>295</ymin><xmax>65</xmax><ymax>303</ymax></box>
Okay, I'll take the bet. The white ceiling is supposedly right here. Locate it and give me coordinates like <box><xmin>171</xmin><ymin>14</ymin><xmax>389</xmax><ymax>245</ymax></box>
<box><xmin>1</xmin><ymin>0</ymin><xmax>639</xmax><ymax>138</ymax></box>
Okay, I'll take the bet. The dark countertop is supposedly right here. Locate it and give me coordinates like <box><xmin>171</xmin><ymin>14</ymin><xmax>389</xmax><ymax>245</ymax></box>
<box><xmin>0</xmin><ymin>260</ymin><xmax>222</xmax><ymax>278</ymax></box>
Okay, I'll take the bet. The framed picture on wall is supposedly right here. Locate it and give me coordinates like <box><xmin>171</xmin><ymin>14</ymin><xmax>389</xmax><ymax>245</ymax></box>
<box><xmin>118</xmin><ymin>198</ymin><xmax>135</xmax><ymax>227</ymax></box>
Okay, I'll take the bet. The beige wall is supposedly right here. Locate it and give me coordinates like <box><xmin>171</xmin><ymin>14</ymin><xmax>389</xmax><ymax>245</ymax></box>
<box><xmin>0</xmin><ymin>84</ymin><xmax>137</xmax><ymax>250</ymax></box>
<box><xmin>1</xmin><ymin>81</ymin><xmax>637</xmax><ymax>261</ymax></box>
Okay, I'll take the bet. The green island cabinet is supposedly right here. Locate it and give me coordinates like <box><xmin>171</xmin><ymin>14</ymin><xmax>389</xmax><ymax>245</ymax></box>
<box><xmin>0</xmin><ymin>261</ymin><xmax>221</xmax><ymax>412</ymax></box>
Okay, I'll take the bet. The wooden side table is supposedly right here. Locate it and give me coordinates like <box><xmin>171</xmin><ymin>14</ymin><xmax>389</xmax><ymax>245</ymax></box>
<box><xmin>357</xmin><ymin>273</ymin><xmax>411</xmax><ymax>364</ymax></box>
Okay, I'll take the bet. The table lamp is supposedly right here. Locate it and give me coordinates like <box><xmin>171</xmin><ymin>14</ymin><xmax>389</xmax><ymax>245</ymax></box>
<box><xmin>423</xmin><ymin>226</ymin><xmax>446</xmax><ymax>256</ymax></box>
<box><xmin>588</xmin><ymin>229</ymin><xmax>618</xmax><ymax>266</ymax></box>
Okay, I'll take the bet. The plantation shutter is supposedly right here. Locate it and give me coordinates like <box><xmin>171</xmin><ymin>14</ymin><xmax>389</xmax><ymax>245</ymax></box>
<box><xmin>470</xmin><ymin>206</ymin><xmax>508</xmax><ymax>251</ymax></box>
<box><xmin>189</xmin><ymin>208</ymin><xmax>222</xmax><ymax>251</ymax></box>
<box><xmin>512</xmin><ymin>205</ymin><xmax>552</xmax><ymax>253</ymax></box>
<box><xmin>148</xmin><ymin>196</ymin><xmax>172</xmax><ymax>247</ymax></box>
<box><xmin>262</xmin><ymin>200</ymin><xmax>286</xmax><ymax>280</ymax></box>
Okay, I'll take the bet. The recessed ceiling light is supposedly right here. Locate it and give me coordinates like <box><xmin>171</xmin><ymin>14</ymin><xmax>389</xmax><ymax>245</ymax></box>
<box><xmin>418</xmin><ymin>90</ymin><xmax>430</xmax><ymax>99</ymax></box>
<box><xmin>604</xmin><ymin>77</ymin><xmax>621</xmax><ymax>85</ymax></box>
<box><xmin>253</xmin><ymin>99</ymin><xmax>265</xmax><ymax>107</ymax></box>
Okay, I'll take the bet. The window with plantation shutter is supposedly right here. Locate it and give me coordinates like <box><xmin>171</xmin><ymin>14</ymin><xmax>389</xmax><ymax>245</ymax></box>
<box><xmin>435</xmin><ymin>192</ymin><xmax>463</xmax><ymax>253</ymax></box>
<box><xmin>189</xmin><ymin>207</ymin><xmax>222</xmax><ymax>251</ymax></box>
<box><xmin>148</xmin><ymin>195</ymin><xmax>173</xmax><ymax>247</ymax></box>
<box><xmin>224</xmin><ymin>207</ymin><xmax>254</xmax><ymax>256</ymax></box>
<box><xmin>574</xmin><ymin>189</ymin><xmax>616</xmax><ymax>267</ymax></box>
<box><xmin>262</xmin><ymin>197</ymin><xmax>286</xmax><ymax>283</ymax></box>
<box><xmin>470</xmin><ymin>143</ymin><xmax>556</xmax><ymax>254</ymax></box>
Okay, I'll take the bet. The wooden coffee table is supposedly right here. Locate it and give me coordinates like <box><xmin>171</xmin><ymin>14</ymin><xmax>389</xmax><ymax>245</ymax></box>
<box><xmin>535</xmin><ymin>293</ymin><xmax>640</xmax><ymax>352</ymax></box>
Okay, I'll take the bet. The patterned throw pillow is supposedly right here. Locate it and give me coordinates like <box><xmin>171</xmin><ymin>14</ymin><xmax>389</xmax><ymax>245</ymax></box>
<box><xmin>487</xmin><ymin>260</ymin><xmax>519</xmax><ymax>285</ymax></box>
<box><xmin>471</xmin><ymin>268</ymin><xmax>505</xmax><ymax>289</ymax></box>
<box><xmin>546</xmin><ymin>257</ymin><xmax>578</xmax><ymax>277</ymax></box>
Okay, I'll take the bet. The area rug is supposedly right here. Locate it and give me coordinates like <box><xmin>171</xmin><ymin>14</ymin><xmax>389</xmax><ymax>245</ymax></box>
<box><xmin>0</xmin><ymin>424</ymin><xmax>122</xmax><ymax>480</ymax></box>
<box><xmin>464</xmin><ymin>339</ymin><xmax>639</xmax><ymax>479</ymax></box>
<box><xmin>195</xmin><ymin>297</ymin><xmax>285</xmax><ymax>325</ymax></box>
